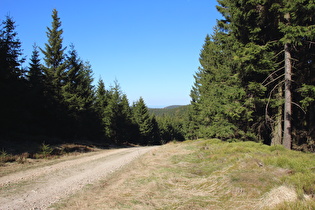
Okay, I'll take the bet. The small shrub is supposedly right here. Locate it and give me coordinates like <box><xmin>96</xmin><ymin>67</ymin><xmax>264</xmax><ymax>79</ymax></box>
<box><xmin>0</xmin><ymin>149</ymin><xmax>15</xmax><ymax>163</ymax></box>
<box><xmin>16</xmin><ymin>152</ymin><xmax>30</xmax><ymax>164</ymax></box>
<box><xmin>38</xmin><ymin>142</ymin><xmax>53</xmax><ymax>158</ymax></box>
<box><xmin>0</xmin><ymin>149</ymin><xmax>8</xmax><ymax>160</ymax></box>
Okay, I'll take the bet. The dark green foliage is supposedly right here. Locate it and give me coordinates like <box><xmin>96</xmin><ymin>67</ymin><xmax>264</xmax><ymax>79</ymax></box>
<box><xmin>28</xmin><ymin>44</ymin><xmax>44</xmax><ymax>89</ymax></box>
<box><xmin>0</xmin><ymin>16</ymin><xmax>27</xmax><ymax>136</ymax></box>
<box><xmin>190</xmin><ymin>31</ymin><xmax>252</xmax><ymax>141</ymax></box>
<box><xmin>132</xmin><ymin>97</ymin><xmax>156</xmax><ymax>145</ymax></box>
<box><xmin>63</xmin><ymin>54</ymin><xmax>97</xmax><ymax>139</ymax></box>
<box><xmin>185</xmin><ymin>105</ymin><xmax>200</xmax><ymax>140</ymax></box>
<box><xmin>101</xmin><ymin>81</ymin><xmax>133</xmax><ymax>144</ymax></box>
<box><xmin>149</xmin><ymin>106</ymin><xmax>186</xmax><ymax>142</ymax></box>
<box><xmin>62</xmin><ymin>44</ymin><xmax>84</xmax><ymax>111</ymax></box>
<box><xmin>94</xmin><ymin>79</ymin><xmax>108</xmax><ymax>139</ymax></box>
<box><xmin>0</xmin><ymin>16</ymin><xmax>25</xmax><ymax>80</ymax></box>
<box><xmin>40</xmin><ymin>9</ymin><xmax>67</xmax><ymax>97</ymax></box>
<box><xmin>26</xmin><ymin>44</ymin><xmax>47</xmax><ymax>135</ymax></box>
<box><xmin>61</xmin><ymin>46</ymin><xmax>96</xmax><ymax>138</ymax></box>
<box><xmin>189</xmin><ymin>0</ymin><xmax>315</xmax><ymax>150</ymax></box>
<box><xmin>157</xmin><ymin>115</ymin><xmax>185</xmax><ymax>143</ymax></box>
<box><xmin>39</xmin><ymin>9</ymin><xmax>69</xmax><ymax>137</ymax></box>
<box><xmin>1</xmin><ymin>9</ymin><xmax>190</xmax><ymax>149</ymax></box>
<box><xmin>93</xmin><ymin>79</ymin><xmax>143</xmax><ymax>144</ymax></box>
<box><xmin>103</xmin><ymin>82</ymin><xmax>123</xmax><ymax>142</ymax></box>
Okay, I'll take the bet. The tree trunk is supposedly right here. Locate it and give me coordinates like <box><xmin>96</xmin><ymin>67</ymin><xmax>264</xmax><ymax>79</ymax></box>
<box><xmin>271</xmin><ymin>85</ymin><xmax>282</xmax><ymax>145</ymax></box>
<box><xmin>283</xmin><ymin>42</ymin><xmax>292</xmax><ymax>149</ymax></box>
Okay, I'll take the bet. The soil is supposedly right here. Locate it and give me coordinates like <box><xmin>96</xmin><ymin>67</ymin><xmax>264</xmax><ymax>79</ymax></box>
<box><xmin>0</xmin><ymin>146</ymin><xmax>157</xmax><ymax>209</ymax></box>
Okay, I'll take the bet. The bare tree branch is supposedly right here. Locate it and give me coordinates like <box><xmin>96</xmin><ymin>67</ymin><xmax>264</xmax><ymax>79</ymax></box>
<box><xmin>272</xmin><ymin>50</ymin><xmax>284</xmax><ymax>59</ymax></box>
<box><xmin>292</xmin><ymin>102</ymin><xmax>306</xmax><ymax>114</ymax></box>
<box><xmin>262</xmin><ymin>67</ymin><xmax>284</xmax><ymax>85</ymax></box>
<box><xmin>263</xmin><ymin>74</ymin><xmax>285</xmax><ymax>87</ymax></box>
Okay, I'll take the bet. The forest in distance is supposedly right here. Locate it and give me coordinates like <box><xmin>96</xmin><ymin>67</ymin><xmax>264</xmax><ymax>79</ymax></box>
<box><xmin>1</xmin><ymin>0</ymin><xmax>315</xmax><ymax>154</ymax></box>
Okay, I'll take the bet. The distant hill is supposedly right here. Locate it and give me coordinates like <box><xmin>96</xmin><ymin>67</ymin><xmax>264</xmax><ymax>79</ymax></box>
<box><xmin>163</xmin><ymin>105</ymin><xmax>182</xmax><ymax>109</ymax></box>
<box><xmin>149</xmin><ymin>105</ymin><xmax>189</xmax><ymax>117</ymax></box>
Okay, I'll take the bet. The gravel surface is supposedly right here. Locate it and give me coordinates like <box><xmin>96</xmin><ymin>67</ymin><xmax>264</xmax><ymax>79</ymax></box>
<box><xmin>0</xmin><ymin>146</ymin><xmax>157</xmax><ymax>209</ymax></box>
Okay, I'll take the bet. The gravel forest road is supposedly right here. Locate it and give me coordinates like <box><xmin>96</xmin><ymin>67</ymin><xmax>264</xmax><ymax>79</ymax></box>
<box><xmin>0</xmin><ymin>146</ymin><xmax>157</xmax><ymax>209</ymax></box>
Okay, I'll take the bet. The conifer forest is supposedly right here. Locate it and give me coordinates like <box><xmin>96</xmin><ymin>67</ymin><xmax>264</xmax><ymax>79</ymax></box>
<box><xmin>0</xmin><ymin>9</ymin><xmax>183</xmax><ymax>148</ymax></box>
<box><xmin>1</xmin><ymin>1</ymin><xmax>315</xmax><ymax>152</ymax></box>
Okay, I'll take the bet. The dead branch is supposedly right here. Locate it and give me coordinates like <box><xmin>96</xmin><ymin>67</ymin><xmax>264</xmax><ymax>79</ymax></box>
<box><xmin>263</xmin><ymin>74</ymin><xmax>285</xmax><ymax>87</ymax></box>
<box><xmin>262</xmin><ymin>67</ymin><xmax>284</xmax><ymax>85</ymax></box>
<box><xmin>292</xmin><ymin>102</ymin><xmax>306</xmax><ymax>114</ymax></box>
<box><xmin>272</xmin><ymin>50</ymin><xmax>284</xmax><ymax>59</ymax></box>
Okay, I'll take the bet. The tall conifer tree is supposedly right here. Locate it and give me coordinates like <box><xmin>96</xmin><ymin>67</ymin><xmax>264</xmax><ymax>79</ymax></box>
<box><xmin>202</xmin><ymin>0</ymin><xmax>315</xmax><ymax>149</ymax></box>
<box><xmin>132</xmin><ymin>97</ymin><xmax>154</xmax><ymax>145</ymax></box>
<box><xmin>40</xmin><ymin>9</ymin><xmax>67</xmax><ymax>99</ymax></box>
<box><xmin>62</xmin><ymin>44</ymin><xmax>84</xmax><ymax>111</ymax></box>
<box><xmin>27</xmin><ymin>44</ymin><xmax>46</xmax><ymax>135</ymax></box>
<box><xmin>103</xmin><ymin>81</ymin><xmax>122</xmax><ymax>143</ymax></box>
<box><xmin>40</xmin><ymin>9</ymin><xmax>68</xmax><ymax>137</ymax></box>
<box><xmin>190</xmin><ymin>29</ymin><xmax>250</xmax><ymax>140</ymax></box>
<box><xmin>0</xmin><ymin>16</ymin><xmax>26</xmax><ymax>135</ymax></box>
<box><xmin>94</xmin><ymin>78</ymin><xmax>108</xmax><ymax>139</ymax></box>
<box><xmin>28</xmin><ymin>44</ymin><xmax>44</xmax><ymax>88</ymax></box>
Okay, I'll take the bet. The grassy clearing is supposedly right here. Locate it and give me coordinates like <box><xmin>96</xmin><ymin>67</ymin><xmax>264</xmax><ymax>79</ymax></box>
<box><xmin>55</xmin><ymin>139</ymin><xmax>315</xmax><ymax>209</ymax></box>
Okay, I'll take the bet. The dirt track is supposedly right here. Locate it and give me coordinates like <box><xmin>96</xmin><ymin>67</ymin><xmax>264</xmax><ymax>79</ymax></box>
<box><xmin>0</xmin><ymin>146</ymin><xmax>157</xmax><ymax>209</ymax></box>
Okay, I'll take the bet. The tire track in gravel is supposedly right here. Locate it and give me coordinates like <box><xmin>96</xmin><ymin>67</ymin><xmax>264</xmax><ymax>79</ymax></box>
<box><xmin>0</xmin><ymin>146</ymin><xmax>157</xmax><ymax>210</ymax></box>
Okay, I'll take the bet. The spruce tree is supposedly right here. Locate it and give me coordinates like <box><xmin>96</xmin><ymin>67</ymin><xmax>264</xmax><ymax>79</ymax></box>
<box><xmin>62</xmin><ymin>44</ymin><xmax>84</xmax><ymax>111</ymax></box>
<box><xmin>78</xmin><ymin>61</ymin><xmax>95</xmax><ymax>110</ymax></box>
<box><xmin>94</xmin><ymin>78</ymin><xmax>108</xmax><ymax>139</ymax></box>
<box><xmin>62</xmin><ymin>46</ymin><xmax>96</xmax><ymax>138</ymax></box>
<box><xmin>213</xmin><ymin>0</ymin><xmax>315</xmax><ymax>149</ymax></box>
<box><xmin>216</xmin><ymin>0</ymin><xmax>283</xmax><ymax>143</ymax></box>
<box><xmin>119</xmin><ymin>94</ymin><xmax>135</xmax><ymax>143</ymax></box>
<box><xmin>103</xmin><ymin>81</ymin><xmax>122</xmax><ymax>143</ymax></box>
<box><xmin>40</xmin><ymin>9</ymin><xmax>68</xmax><ymax>137</ymax></box>
<box><xmin>0</xmin><ymin>16</ymin><xmax>26</xmax><ymax>135</ymax></box>
<box><xmin>190</xmin><ymin>30</ymin><xmax>251</xmax><ymax>140</ymax></box>
<box><xmin>40</xmin><ymin>9</ymin><xmax>67</xmax><ymax>99</ymax></box>
<box><xmin>132</xmin><ymin>97</ymin><xmax>154</xmax><ymax>145</ymax></box>
<box><xmin>95</xmin><ymin>78</ymin><xmax>108</xmax><ymax>116</ymax></box>
<box><xmin>185</xmin><ymin>105</ymin><xmax>199</xmax><ymax>140</ymax></box>
<box><xmin>278</xmin><ymin>0</ymin><xmax>315</xmax><ymax>149</ymax></box>
<box><xmin>26</xmin><ymin>44</ymin><xmax>46</xmax><ymax>135</ymax></box>
<box><xmin>0</xmin><ymin>16</ymin><xmax>25</xmax><ymax>80</ymax></box>
<box><xmin>149</xmin><ymin>115</ymin><xmax>161</xmax><ymax>145</ymax></box>
<box><xmin>28</xmin><ymin>44</ymin><xmax>44</xmax><ymax>88</ymax></box>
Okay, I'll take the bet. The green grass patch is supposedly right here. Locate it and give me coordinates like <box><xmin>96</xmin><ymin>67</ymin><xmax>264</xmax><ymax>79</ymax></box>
<box><xmin>170</xmin><ymin>139</ymin><xmax>315</xmax><ymax>201</ymax></box>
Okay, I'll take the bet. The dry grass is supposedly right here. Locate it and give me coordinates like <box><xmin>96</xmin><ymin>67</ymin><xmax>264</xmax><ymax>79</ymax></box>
<box><xmin>55</xmin><ymin>140</ymin><xmax>315</xmax><ymax>210</ymax></box>
<box><xmin>257</xmin><ymin>186</ymin><xmax>297</xmax><ymax>209</ymax></box>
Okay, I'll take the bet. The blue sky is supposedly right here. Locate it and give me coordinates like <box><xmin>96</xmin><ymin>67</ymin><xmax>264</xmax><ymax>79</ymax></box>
<box><xmin>1</xmin><ymin>0</ymin><xmax>221</xmax><ymax>108</ymax></box>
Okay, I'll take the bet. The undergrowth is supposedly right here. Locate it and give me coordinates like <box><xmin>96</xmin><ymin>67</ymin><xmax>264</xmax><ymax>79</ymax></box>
<box><xmin>0</xmin><ymin>143</ymin><xmax>94</xmax><ymax>165</ymax></box>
